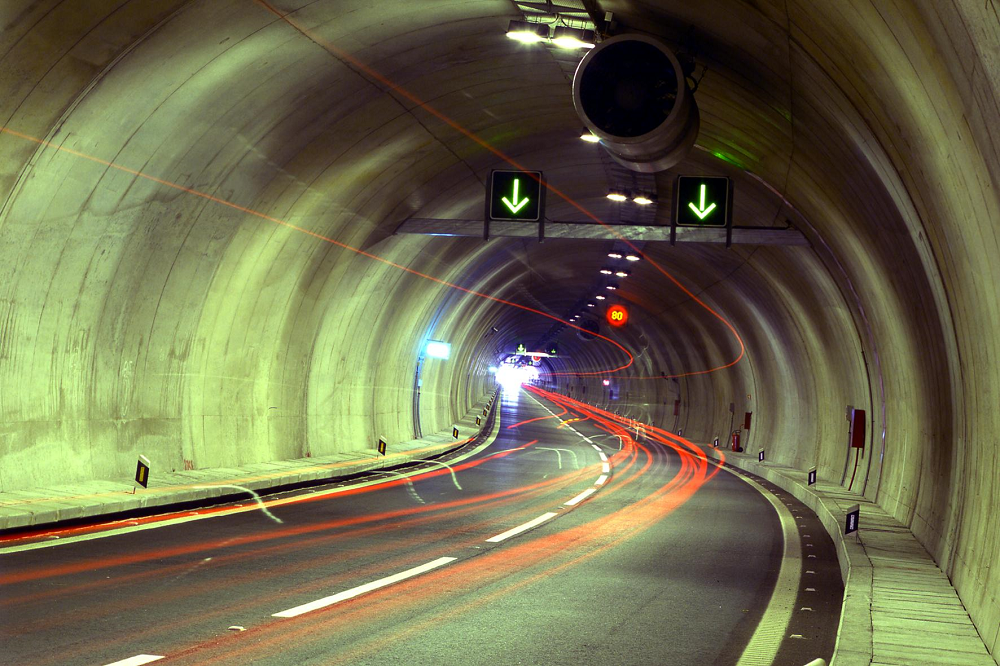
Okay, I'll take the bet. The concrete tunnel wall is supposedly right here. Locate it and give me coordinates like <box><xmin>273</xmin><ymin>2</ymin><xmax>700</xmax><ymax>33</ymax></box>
<box><xmin>1</xmin><ymin>0</ymin><xmax>998</xmax><ymax>657</ymax></box>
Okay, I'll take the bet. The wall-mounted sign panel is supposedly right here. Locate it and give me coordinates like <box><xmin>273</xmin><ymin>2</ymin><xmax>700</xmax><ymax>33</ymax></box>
<box><xmin>673</xmin><ymin>176</ymin><xmax>732</xmax><ymax>228</ymax></box>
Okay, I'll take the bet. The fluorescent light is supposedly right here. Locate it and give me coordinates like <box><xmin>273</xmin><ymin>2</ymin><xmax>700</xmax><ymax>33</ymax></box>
<box><xmin>506</xmin><ymin>20</ymin><xmax>548</xmax><ymax>43</ymax></box>
<box><xmin>552</xmin><ymin>26</ymin><xmax>596</xmax><ymax>49</ymax></box>
<box><xmin>587</xmin><ymin>302</ymin><xmax>595</xmax><ymax>307</ymax></box>
<box><xmin>600</xmin><ymin>268</ymin><xmax>613</xmax><ymax>275</ymax></box>
<box><xmin>633</xmin><ymin>195</ymin><xmax>654</xmax><ymax>205</ymax></box>
<box><xmin>606</xmin><ymin>192</ymin><xmax>627</xmax><ymax>202</ymax></box>
<box><xmin>425</xmin><ymin>340</ymin><xmax>451</xmax><ymax>359</ymax></box>
<box><xmin>580</xmin><ymin>132</ymin><xmax>600</xmax><ymax>143</ymax></box>
<box><xmin>615</xmin><ymin>270</ymin><xmax>630</xmax><ymax>278</ymax></box>
<box><xmin>608</xmin><ymin>252</ymin><xmax>623</xmax><ymax>259</ymax></box>
<box><xmin>606</xmin><ymin>284</ymin><xmax>618</xmax><ymax>290</ymax></box>
<box><xmin>625</xmin><ymin>253</ymin><xmax>641</xmax><ymax>261</ymax></box>
<box><xmin>595</xmin><ymin>295</ymin><xmax>606</xmax><ymax>300</ymax></box>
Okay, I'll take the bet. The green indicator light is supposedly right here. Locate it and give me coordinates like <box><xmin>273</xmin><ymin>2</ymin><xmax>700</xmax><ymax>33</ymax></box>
<box><xmin>674</xmin><ymin>176</ymin><xmax>731</xmax><ymax>228</ymax></box>
<box><xmin>502</xmin><ymin>178</ymin><xmax>530</xmax><ymax>213</ymax></box>
<box><xmin>488</xmin><ymin>170</ymin><xmax>543</xmax><ymax>222</ymax></box>
<box><xmin>687</xmin><ymin>184</ymin><xmax>717</xmax><ymax>220</ymax></box>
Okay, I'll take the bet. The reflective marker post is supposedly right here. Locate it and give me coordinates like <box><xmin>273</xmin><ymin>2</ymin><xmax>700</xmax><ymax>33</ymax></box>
<box><xmin>134</xmin><ymin>455</ymin><xmax>151</xmax><ymax>493</ymax></box>
<box><xmin>845</xmin><ymin>504</ymin><xmax>860</xmax><ymax>535</ymax></box>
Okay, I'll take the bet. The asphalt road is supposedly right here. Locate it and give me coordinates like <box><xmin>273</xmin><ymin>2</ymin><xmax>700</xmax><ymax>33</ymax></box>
<box><xmin>1</xmin><ymin>386</ymin><xmax>842</xmax><ymax>665</ymax></box>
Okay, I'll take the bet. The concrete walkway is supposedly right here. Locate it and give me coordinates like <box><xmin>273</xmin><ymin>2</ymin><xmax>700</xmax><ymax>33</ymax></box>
<box><xmin>0</xmin><ymin>389</ymin><xmax>499</xmax><ymax>533</ymax></box>
<box><xmin>703</xmin><ymin>444</ymin><xmax>998</xmax><ymax>666</ymax></box>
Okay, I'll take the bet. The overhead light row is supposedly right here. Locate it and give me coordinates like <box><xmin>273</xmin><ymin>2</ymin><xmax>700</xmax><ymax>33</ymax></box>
<box><xmin>607</xmin><ymin>191</ymin><xmax>656</xmax><ymax>205</ymax></box>
<box><xmin>608</xmin><ymin>251</ymin><xmax>642</xmax><ymax>262</ymax></box>
<box><xmin>507</xmin><ymin>21</ymin><xmax>596</xmax><ymax>49</ymax></box>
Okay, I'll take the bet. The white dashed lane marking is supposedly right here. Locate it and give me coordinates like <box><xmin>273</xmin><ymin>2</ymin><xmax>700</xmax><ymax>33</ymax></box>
<box><xmin>103</xmin><ymin>656</ymin><xmax>164</xmax><ymax>666</ymax></box>
<box><xmin>273</xmin><ymin>557</ymin><xmax>458</xmax><ymax>618</ymax></box>
<box><xmin>564</xmin><ymin>488</ymin><xmax>597</xmax><ymax>506</ymax></box>
<box><xmin>486</xmin><ymin>512</ymin><xmax>559</xmax><ymax>543</ymax></box>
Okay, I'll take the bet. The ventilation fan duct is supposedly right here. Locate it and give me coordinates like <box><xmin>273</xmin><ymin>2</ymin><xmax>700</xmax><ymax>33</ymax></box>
<box><xmin>572</xmin><ymin>34</ymin><xmax>699</xmax><ymax>173</ymax></box>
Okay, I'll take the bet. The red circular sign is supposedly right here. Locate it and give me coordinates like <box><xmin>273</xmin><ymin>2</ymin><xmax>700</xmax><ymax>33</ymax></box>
<box><xmin>606</xmin><ymin>304</ymin><xmax>628</xmax><ymax>327</ymax></box>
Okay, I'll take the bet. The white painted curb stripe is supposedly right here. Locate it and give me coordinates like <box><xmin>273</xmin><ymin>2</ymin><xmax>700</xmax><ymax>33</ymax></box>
<box><xmin>598</xmin><ymin>451</ymin><xmax>607</xmax><ymax>462</ymax></box>
<box><xmin>486</xmin><ymin>512</ymin><xmax>558</xmax><ymax>543</ymax></box>
<box><xmin>602</xmin><ymin>462</ymin><xmax>610</xmax><ymax>473</ymax></box>
<box><xmin>596</xmin><ymin>474</ymin><xmax>608</xmax><ymax>486</ymax></box>
<box><xmin>273</xmin><ymin>556</ymin><xmax>457</xmax><ymax>618</ymax></box>
<box><xmin>565</xmin><ymin>487</ymin><xmax>597</xmax><ymax>506</ymax></box>
<box><xmin>591</xmin><ymin>444</ymin><xmax>602</xmax><ymax>451</ymax></box>
<box><xmin>103</xmin><ymin>656</ymin><xmax>164</xmax><ymax>666</ymax></box>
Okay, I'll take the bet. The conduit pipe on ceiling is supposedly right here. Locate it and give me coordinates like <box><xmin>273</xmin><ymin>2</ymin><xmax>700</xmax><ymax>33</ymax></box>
<box><xmin>572</xmin><ymin>34</ymin><xmax>699</xmax><ymax>173</ymax></box>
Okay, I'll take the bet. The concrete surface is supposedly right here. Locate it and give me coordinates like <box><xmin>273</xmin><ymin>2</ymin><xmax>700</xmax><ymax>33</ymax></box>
<box><xmin>0</xmin><ymin>390</ymin><xmax>498</xmax><ymax>532</ymax></box>
<box><xmin>705</xmin><ymin>443</ymin><xmax>998</xmax><ymax>666</ymax></box>
<box><xmin>1</xmin><ymin>2</ymin><xmax>999</xmax><ymax>662</ymax></box>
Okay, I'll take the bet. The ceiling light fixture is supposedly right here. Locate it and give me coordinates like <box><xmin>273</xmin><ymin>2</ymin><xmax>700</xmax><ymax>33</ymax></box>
<box><xmin>587</xmin><ymin>302</ymin><xmax>595</xmax><ymax>307</ymax></box>
<box><xmin>632</xmin><ymin>195</ymin><xmax>654</xmax><ymax>205</ymax></box>
<box><xmin>506</xmin><ymin>20</ymin><xmax>549</xmax><ymax>43</ymax></box>
<box><xmin>606</xmin><ymin>192</ymin><xmax>627</xmax><ymax>202</ymax></box>
<box><xmin>552</xmin><ymin>25</ymin><xmax>596</xmax><ymax>49</ymax></box>
<box><xmin>615</xmin><ymin>270</ymin><xmax>630</xmax><ymax>278</ymax></box>
<box><xmin>607</xmin><ymin>252</ymin><xmax>623</xmax><ymax>259</ymax></box>
<box><xmin>606</xmin><ymin>284</ymin><xmax>618</xmax><ymax>291</ymax></box>
<box><xmin>600</xmin><ymin>268</ymin><xmax>613</xmax><ymax>275</ymax></box>
<box><xmin>625</xmin><ymin>253</ymin><xmax>642</xmax><ymax>262</ymax></box>
<box><xmin>595</xmin><ymin>294</ymin><xmax>606</xmax><ymax>300</ymax></box>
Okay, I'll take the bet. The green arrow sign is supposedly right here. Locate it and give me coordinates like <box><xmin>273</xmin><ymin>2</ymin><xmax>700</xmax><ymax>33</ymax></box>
<box><xmin>674</xmin><ymin>176</ymin><xmax>731</xmax><ymax>228</ymax></box>
<box><xmin>687</xmin><ymin>184</ymin><xmax>717</xmax><ymax>219</ymax></box>
<box><xmin>489</xmin><ymin>170</ymin><xmax>543</xmax><ymax>222</ymax></box>
<box><xmin>502</xmin><ymin>178</ymin><xmax>530</xmax><ymax>213</ymax></box>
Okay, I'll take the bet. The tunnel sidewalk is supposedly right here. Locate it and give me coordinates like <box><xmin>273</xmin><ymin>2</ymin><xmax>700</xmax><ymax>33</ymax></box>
<box><xmin>700</xmin><ymin>443</ymin><xmax>997</xmax><ymax>666</ymax></box>
<box><xmin>0</xmin><ymin>389</ymin><xmax>499</xmax><ymax>534</ymax></box>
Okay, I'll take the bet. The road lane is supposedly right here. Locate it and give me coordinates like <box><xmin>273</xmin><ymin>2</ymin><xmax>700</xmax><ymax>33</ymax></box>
<box><xmin>1</xmin><ymin>386</ymin><xmax>840</xmax><ymax>665</ymax></box>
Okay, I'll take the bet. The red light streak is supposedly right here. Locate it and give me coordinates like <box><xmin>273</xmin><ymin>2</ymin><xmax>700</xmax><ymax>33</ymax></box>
<box><xmin>251</xmin><ymin>0</ymin><xmax>744</xmax><ymax>379</ymax></box>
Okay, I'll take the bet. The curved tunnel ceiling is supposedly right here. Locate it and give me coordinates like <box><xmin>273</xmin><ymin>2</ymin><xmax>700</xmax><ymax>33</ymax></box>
<box><xmin>2</xmin><ymin>0</ymin><xmax>1000</xmax><ymax>655</ymax></box>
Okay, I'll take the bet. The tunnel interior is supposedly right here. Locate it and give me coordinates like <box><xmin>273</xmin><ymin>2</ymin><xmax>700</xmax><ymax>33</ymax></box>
<box><xmin>1</xmin><ymin>0</ymin><xmax>998</xmax><ymax>656</ymax></box>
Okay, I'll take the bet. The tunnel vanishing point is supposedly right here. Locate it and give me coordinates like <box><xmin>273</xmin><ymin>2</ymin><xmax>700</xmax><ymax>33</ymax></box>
<box><xmin>1</xmin><ymin>0</ymin><xmax>999</xmax><ymax>660</ymax></box>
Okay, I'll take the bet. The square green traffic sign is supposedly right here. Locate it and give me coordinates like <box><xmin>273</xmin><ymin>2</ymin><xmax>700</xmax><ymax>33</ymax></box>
<box><xmin>674</xmin><ymin>176</ymin><xmax>731</xmax><ymax>227</ymax></box>
<box><xmin>489</xmin><ymin>170</ymin><xmax>543</xmax><ymax>222</ymax></box>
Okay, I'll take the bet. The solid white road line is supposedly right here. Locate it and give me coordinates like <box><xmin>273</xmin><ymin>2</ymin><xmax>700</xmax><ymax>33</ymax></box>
<box><xmin>602</xmin><ymin>462</ymin><xmax>610</xmax><ymax>473</ymax></box>
<box><xmin>591</xmin><ymin>444</ymin><xmax>602</xmax><ymax>451</ymax></box>
<box><xmin>598</xmin><ymin>451</ymin><xmax>607</xmax><ymax>462</ymax></box>
<box><xmin>273</xmin><ymin>557</ymin><xmax>458</xmax><ymax>618</ymax></box>
<box><xmin>103</xmin><ymin>656</ymin><xmax>164</xmax><ymax>666</ymax></box>
<box><xmin>564</xmin><ymin>487</ymin><xmax>597</xmax><ymax>506</ymax></box>
<box><xmin>486</xmin><ymin>512</ymin><xmax>559</xmax><ymax>543</ymax></box>
<box><xmin>596</xmin><ymin>474</ymin><xmax>608</xmax><ymax>486</ymax></box>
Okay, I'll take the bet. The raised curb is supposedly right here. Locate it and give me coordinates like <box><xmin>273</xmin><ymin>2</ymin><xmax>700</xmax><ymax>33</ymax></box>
<box><xmin>700</xmin><ymin>444</ymin><xmax>997</xmax><ymax>666</ymax></box>
<box><xmin>0</xmin><ymin>388</ymin><xmax>500</xmax><ymax>533</ymax></box>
